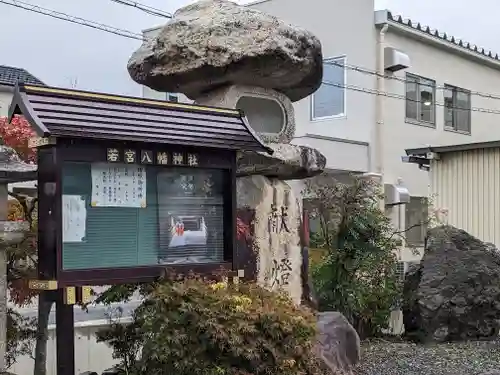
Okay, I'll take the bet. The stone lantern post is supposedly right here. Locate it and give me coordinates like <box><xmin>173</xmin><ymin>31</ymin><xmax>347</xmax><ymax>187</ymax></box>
<box><xmin>127</xmin><ymin>0</ymin><xmax>326</xmax><ymax>304</ymax></box>
<box><xmin>0</xmin><ymin>145</ymin><xmax>36</xmax><ymax>372</ymax></box>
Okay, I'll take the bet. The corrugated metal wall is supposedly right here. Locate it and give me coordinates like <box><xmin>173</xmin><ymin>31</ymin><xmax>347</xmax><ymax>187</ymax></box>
<box><xmin>431</xmin><ymin>147</ymin><xmax>500</xmax><ymax>246</ymax></box>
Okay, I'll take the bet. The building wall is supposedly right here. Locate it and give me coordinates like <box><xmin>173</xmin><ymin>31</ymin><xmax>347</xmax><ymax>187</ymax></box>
<box><xmin>137</xmin><ymin>3</ymin><xmax>500</xmax><ymax>259</ymax></box>
<box><xmin>141</xmin><ymin>0</ymin><xmax>377</xmax><ymax>173</ymax></box>
<box><xmin>10</xmin><ymin>323</ymin><xmax>117</xmax><ymax>375</ymax></box>
<box><xmin>383</xmin><ymin>31</ymin><xmax>500</xmax><ymax>197</ymax></box>
<box><xmin>430</xmin><ymin>148</ymin><xmax>500</xmax><ymax>246</ymax></box>
<box><xmin>0</xmin><ymin>88</ymin><xmax>13</xmax><ymax>117</ymax></box>
<box><xmin>247</xmin><ymin>0</ymin><xmax>377</xmax><ymax>172</ymax></box>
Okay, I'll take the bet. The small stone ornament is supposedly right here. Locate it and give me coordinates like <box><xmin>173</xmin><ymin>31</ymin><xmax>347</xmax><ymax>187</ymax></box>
<box><xmin>0</xmin><ymin>145</ymin><xmax>37</xmax><ymax>183</ymax></box>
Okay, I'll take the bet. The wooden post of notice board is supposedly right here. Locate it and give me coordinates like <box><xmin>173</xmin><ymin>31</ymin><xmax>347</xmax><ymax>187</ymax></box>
<box><xmin>56</xmin><ymin>289</ymin><xmax>75</xmax><ymax>375</ymax></box>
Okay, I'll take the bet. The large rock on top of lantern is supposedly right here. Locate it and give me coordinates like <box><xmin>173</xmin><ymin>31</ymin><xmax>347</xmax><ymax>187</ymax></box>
<box><xmin>127</xmin><ymin>0</ymin><xmax>323</xmax><ymax>102</ymax></box>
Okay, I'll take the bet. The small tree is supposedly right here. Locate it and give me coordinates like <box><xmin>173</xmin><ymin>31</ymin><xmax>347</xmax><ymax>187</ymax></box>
<box><xmin>6</xmin><ymin>308</ymin><xmax>36</xmax><ymax>369</ymax></box>
<box><xmin>0</xmin><ymin>116</ymin><xmax>36</xmax><ymax>163</ymax></box>
<box><xmin>96</xmin><ymin>277</ymin><xmax>327</xmax><ymax>375</ymax></box>
<box><xmin>305</xmin><ymin>174</ymin><xmax>402</xmax><ymax>338</ymax></box>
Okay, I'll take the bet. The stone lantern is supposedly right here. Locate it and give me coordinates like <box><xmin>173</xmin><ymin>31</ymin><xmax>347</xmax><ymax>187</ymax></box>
<box><xmin>0</xmin><ymin>144</ymin><xmax>36</xmax><ymax>372</ymax></box>
<box><xmin>128</xmin><ymin>0</ymin><xmax>327</xmax><ymax>305</ymax></box>
<box><xmin>127</xmin><ymin>1</ymin><xmax>361</xmax><ymax>373</ymax></box>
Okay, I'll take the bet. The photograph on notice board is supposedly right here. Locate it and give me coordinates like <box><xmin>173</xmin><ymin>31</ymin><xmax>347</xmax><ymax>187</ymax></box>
<box><xmin>157</xmin><ymin>169</ymin><xmax>225</xmax><ymax>264</ymax></box>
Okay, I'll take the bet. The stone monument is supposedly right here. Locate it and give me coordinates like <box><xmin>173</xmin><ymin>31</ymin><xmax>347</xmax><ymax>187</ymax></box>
<box><xmin>128</xmin><ymin>0</ymin><xmax>326</xmax><ymax>303</ymax></box>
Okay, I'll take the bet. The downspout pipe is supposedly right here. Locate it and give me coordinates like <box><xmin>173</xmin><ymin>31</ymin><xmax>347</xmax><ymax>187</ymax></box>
<box><xmin>375</xmin><ymin>23</ymin><xmax>388</xmax><ymax>210</ymax></box>
<box><xmin>375</xmin><ymin>23</ymin><xmax>388</xmax><ymax>179</ymax></box>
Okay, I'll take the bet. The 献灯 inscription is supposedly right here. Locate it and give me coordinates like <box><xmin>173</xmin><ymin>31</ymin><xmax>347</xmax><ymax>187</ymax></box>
<box><xmin>268</xmin><ymin>204</ymin><xmax>291</xmax><ymax>234</ymax></box>
<box><xmin>270</xmin><ymin>258</ymin><xmax>293</xmax><ymax>287</ymax></box>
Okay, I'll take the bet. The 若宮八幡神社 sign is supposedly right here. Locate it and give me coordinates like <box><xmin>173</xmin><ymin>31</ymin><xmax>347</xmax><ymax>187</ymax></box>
<box><xmin>106</xmin><ymin>148</ymin><xmax>199</xmax><ymax>166</ymax></box>
<box><xmin>7</xmin><ymin>83</ymin><xmax>272</xmax><ymax>286</ymax></box>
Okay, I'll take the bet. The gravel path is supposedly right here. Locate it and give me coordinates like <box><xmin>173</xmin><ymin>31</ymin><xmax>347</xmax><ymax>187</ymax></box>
<box><xmin>355</xmin><ymin>339</ymin><xmax>500</xmax><ymax>375</ymax></box>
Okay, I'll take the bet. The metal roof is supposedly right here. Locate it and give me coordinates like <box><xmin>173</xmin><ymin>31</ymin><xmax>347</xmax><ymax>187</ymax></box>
<box><xmin>406</xmin><ymin>140</ymin><xmax>500</xmax><ymax>156</ymax></box>
<box><xmin>375</xmin><ymin>10</ymin><xmax>500</xmax><ymax>66</ymax></box>
<box><xmin>8</xmin><ymin>84</ymin><xmax>272</xmax><ymax>154</ymax></box>
<box><xmin>0</xmin><ymin>65</ymin><xmax>45</xmax><ymax>86</ymax></box>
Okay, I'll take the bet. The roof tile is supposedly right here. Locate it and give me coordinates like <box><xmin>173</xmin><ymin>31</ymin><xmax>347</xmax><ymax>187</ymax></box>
<box><xmin>0</xmin><ymin>65</ymin><xmax>45</xmax><ymax>86</ymax></box>
<box><xmin>386</xmin><ymin>11</ymin><xmax>500</xmax><ymax>63</ymax></box>
<box><xmin>9</xmin><ymin>84</ymin><xmax>272</xmax><ymax>154</ymax></box>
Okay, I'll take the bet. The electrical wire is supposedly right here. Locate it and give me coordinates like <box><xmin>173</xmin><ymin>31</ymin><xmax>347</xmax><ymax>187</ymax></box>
<box><xmin>0</xmin><ymin>0</ymin><xmax>145</xmax><ymax>41</ymax></box>
<box><xmin>3</xmin><ymin>0</ymin><xmax>500</xmax><ymax>115</ymax></box>
<box><xmin>325</xmin><ymin>60</ymin><xmax>500</xmax><ymax>101</ymax></box>
<box><xmin>322</xmin><ymin>81</ymin><xmax>500</xmax><ymax>115</ymax></box>
<box><xmin>6</xmin><ymin>0</ymin><xmax>499</xmax><ymax>103</ymax></box>
<box><xmin>108</xmin><ymin>0</ymin><xmax>172</xmax><ymax>18</ymax></box>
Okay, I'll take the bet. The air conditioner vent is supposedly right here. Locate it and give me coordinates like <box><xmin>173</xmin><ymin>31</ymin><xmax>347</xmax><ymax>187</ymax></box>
<box><xmin>385</xmin><ymin>47</ymin><xmax>410</xmax><ymax>72</ymax></box>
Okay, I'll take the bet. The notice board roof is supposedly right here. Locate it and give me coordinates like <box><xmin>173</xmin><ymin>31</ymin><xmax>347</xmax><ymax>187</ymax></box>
<box><xmin>8</xmin><ymin>84</ymin><xmax>272</xmax><ymax>154</ymax></box>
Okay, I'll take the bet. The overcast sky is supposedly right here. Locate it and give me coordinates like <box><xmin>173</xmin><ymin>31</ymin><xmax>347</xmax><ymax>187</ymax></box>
<box><xmin>0</xmin><ymin>0</ymin><xmax>497</xmax><ymax>96</ymax></box>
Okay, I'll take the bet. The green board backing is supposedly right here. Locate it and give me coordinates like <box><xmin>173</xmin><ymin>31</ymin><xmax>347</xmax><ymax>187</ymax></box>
<box><xmin>61</xmin><ymin>162</ymin><xmax>159</xmax><ymax>270</ymax></box>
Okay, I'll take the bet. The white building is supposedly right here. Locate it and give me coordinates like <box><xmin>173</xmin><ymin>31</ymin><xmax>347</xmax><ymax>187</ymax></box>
<box><xmin>375</xmin><ymin>10</ymin><xmax>500</xmax><ymax>258</ymax></box>
<box><xmin>142</xmin><ymin>0</ymin><xmax>500</xmax><ymax>263</ymax></box>
<box><xmin>246</xmin><ymin>0</ymin><xmax>377</xmax><ymax>177</ymax></box>
<box><xmin>134</xmin><ymin>1</ymin><xmax>500</xmax><ymax>336</ymax></box>
<box><xmin>250</xmin><ymin>1</ymin><xmax>500</xmax><ymax>262</ymax></box>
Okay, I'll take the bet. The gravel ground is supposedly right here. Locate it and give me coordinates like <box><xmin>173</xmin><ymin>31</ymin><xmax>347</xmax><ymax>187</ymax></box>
<box><xmin>355</xmin><ymin>339</ymin><xmax>500</xmax><ymax>375</ymax></box>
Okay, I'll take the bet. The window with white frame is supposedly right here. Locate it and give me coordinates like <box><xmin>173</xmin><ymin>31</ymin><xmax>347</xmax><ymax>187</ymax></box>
<box><xmin>311</xmin><ymin>56</ymin><xmax>346</xmax><ymax>119</ymax></box>
<box><xmin>405</xmin><ymin>73</ymin><xmax>436</xmax><ymax>125</ymax></box>
<box><xmin>405</xmin><ymin>196</ymin><xmax>428</xmax><ymax>246</ymax></box>
<box><xmin>444</xmin><ymin>84</ymin><xmax>471</xmax><ymax>133</ymax></box>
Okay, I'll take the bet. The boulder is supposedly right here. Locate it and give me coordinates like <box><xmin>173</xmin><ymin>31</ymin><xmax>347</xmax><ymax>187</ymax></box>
<box><xmin>237</xmin><ymin>143</ymin><xmax>326</xmax><ymax>180</ymax></box>
<box><xmin>127</xmin><ymin>0</ymin><xmax>323</xmax><ymax>102</ymax></box>
<box><xmin>403</xmin><ymin>225</ymin><xmax>500</xmax><ymax>342</ymax></box>
<box><xmin>315</xmin><ymin>312</ymin><xmax>360</xmax><ymax>374</ymax></box>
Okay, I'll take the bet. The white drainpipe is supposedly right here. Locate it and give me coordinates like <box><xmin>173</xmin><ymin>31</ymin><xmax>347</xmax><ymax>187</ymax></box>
<box><xmin>375</xmin><ymin>23</ymin><xmax>388</xmax><ymax>179</ymax></box>
<box><xmin>374</xmin><ymin>23</ymin><xmax>388</xmax><ymax>210</ymax></box>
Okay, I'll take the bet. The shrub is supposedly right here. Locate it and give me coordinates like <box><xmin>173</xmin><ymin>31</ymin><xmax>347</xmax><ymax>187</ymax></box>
<box><xmin>97</xmin><ymin>277</ymin><xmax>328</xmax><ymax>375</ymax></box>
<box><xmin>305</xmin><ymin>174</ymin><xmax>402</xmax><ymax>339</ymax></box>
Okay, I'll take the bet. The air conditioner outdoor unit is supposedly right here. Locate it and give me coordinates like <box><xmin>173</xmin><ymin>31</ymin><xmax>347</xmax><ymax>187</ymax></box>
<box><xmin>384</xmin><ymin>47</ymin><xmax>410</xmax><ymax>72</ymax></box>
<box><xmin>384</xmin><ymin>182</ymin><xmax>410</xmax><ymax>205</ymax></box>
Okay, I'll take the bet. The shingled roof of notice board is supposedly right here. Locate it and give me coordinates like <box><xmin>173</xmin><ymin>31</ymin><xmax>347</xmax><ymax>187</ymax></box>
<box><xmin>8</xmin><ymin>84</ymin><xmax>273</xmax><ymax>154</ymax></box>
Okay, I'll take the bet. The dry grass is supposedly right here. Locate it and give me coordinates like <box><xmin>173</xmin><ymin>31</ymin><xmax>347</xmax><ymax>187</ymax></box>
<box><xmin>355</xmin><ymin>339</ymin><xmax>500</xmax><ymax>375</ymax></box>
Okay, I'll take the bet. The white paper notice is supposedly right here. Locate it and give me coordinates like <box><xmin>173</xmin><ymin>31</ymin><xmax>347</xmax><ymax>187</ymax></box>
<box><xmin>62</xmin><ymin>195</ymin><xmax>87</xmax><ymax>243</ymax></box>
<box><xmin>90</xmin><ymin>163</ymin><xmax>147</xmax><ymax>208</ymax></box>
